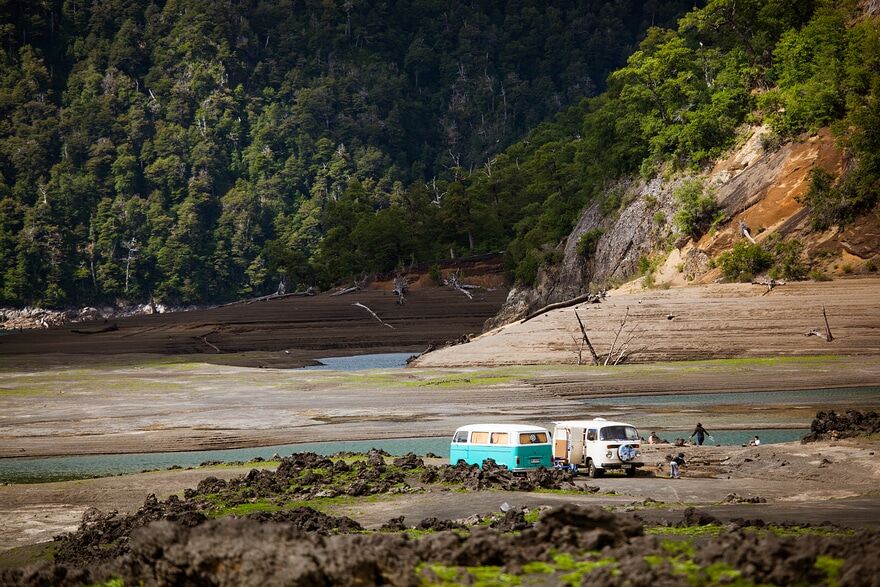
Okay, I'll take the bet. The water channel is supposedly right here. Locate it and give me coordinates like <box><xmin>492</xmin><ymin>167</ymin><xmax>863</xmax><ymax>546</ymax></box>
<box><xmin>2</xmin><ymin>353</ymin><xmax>875</xmax><ymax>483</ymax></box>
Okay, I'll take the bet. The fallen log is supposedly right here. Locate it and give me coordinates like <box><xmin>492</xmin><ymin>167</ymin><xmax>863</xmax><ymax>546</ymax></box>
<box><xmin>522</xmin><ymin>292</ymin><xmax>603</xmax><ymax>324</ymax></box>
<box><xmin>70</xmin><ymin>323</ymin><xmax>119</xmax><ymax>335</ymax></box>
<box><xmin>752</xmin><ymin>277</ymin><xmax>785</xmax><ymax>296</ymax></box>
<box><xmin>353</xmin><ymin>302</ymin><xmax>395</xmax><ymax>329</ymax></box>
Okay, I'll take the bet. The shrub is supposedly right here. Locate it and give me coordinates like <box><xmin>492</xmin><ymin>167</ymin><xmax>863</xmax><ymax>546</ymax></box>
<box><xmin>717</xmin><ymin>241</ymin><xmax>772</xmax><ymax>282</ymax></box>
<box><xmin>576</xmin><ymin>229</ymin><xmax>604</xmax><ymax>259</ymax></box>
<box><xmin>810</xmin><ymin>268</ymin><xmax>832</xmax><ymax>281</ymax></box>
<box><xmin>767</xmin><ymin>236</ymin><xmax>807</xmax><ymax>280</ymax></box>
<box><xmin>866</xmin><ymin>258</ymin><xmax>877</xmax><ymax>272</ymax></box>
<box><xmin>428</xmin><ymin>264</ymin><xmax>442</xmax><ymax>285</ymax></box>
<box><xmin>802</xmin><ymin>167</ymin><xmax>878</xmax><ymax>230</ymax></box>
<box><xmin>673</xmin><ymin>179</ymin><xmax>724</xmax><ymax>239</ymax></box>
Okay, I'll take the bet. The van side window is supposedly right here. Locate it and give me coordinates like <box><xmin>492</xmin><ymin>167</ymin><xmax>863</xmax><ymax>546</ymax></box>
<box><xmin>519</xmin><ymin>432</ymin><xmax>548</xmax><ymax>444</ymax></box>
<box><xmin>490</xmin><ymin>432</ymin><xmax>509</xmax><ymax>445</ymax></box>
<box><xmin>453</xmin><ymin>431</ymin><xmax>469</xmax><ymax>443</ymax></box>
<box><xmin>470</xmin><ymin>431</ymin><xmax>489</xmax><ymax>444</ymax></box>
<box><xmin>587</xmin><ymin>429</ymin><xmax>597</xmax><ymax>441</ymax></box>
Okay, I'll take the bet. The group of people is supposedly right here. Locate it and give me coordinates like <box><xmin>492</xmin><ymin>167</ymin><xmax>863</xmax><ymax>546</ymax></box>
<box><xmin>651</xmin><ymin>423</ymin><xmax>760</xmax><ymax>478</ymax></box>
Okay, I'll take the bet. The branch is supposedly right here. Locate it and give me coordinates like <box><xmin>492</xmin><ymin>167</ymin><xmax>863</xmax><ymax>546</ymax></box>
<box><xmin>574</xmin><ymin>309</ymin><xmax>599</xmax><ymax>366</ymax></box>
<box><xmin>353</xmin><ymin>302</ymin><xmax>395</xmax><ymax>329</ymax></box>
<box><xmin>604</xmin><ymin>306</ymin><xmax>630</xmax><ymax>366</ymax></box>
<box><xmin>201</xmin><ymin>335</ymin><xmax>220</xmax><ymax>353</ymax></box>
<box><xmin>822</xmin><ymin>304</ymin><xmax>833</xmax><ymax>342</ymax></box>
<box><xmin>521</xmin><ymin>291</ymin><xmax>604</xmax><ymax>323</ymax></box>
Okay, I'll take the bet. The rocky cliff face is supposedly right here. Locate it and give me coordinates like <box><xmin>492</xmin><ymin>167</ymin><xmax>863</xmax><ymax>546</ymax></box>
<box><xmin>489</xmin><ymin>125</ymin><xmax>878</xmax><ymax>329</ymax></box>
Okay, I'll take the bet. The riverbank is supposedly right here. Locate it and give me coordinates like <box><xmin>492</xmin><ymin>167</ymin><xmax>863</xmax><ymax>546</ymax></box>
<box><xmin>1</xmin><ymin>354</ymin><xmax>878</xmax><ymax>459</ymax></box>
<box><xmin>2</xmin><ymin>438</ymin><xmax>879</xmax><ymax>557</ymax></box>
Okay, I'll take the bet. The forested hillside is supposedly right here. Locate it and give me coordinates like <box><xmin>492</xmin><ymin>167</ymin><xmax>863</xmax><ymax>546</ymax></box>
<box><xmin>0</xmin><ymin>0</ymin><xmax>697</xmax><ymax>307</ymax></box>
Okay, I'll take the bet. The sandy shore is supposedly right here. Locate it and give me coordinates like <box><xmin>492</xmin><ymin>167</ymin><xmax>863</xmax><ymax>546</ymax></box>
<box><xmin>414</xmin><ymin>277</ymin><xmax>880</xmax><ymax>367</ymax></box>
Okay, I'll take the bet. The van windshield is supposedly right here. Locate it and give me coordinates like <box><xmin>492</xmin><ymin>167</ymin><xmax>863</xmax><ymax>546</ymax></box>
<box><xmin>600</xmin><ymin>426</ymin><xmax>639</xmax><ymax>441</ymax></box>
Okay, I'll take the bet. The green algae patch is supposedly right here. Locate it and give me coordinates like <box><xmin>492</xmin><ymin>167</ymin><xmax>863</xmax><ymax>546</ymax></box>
<box><xmin>416</xmin><ymin>555</ymin><xmax>616</xmax><ymax>586</ymax></box>
<box><xmin>646</xmin><ymin>524</ymin><xmax>725</xmax><ymax>537</ymax></box>
<box><xmin>815</xmin><ymin>555</ymin><xmax>845</xmax><ymax>587</ymax></box>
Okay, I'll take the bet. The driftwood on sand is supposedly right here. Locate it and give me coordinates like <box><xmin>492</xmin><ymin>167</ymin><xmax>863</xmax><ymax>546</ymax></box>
<box><xmin>522</xmin><ymin>291</ymin><xmax>604</xmax><ymax>324</ymax></box>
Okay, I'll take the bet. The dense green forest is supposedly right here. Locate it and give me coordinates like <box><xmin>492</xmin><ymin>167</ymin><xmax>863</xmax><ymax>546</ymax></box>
<box><xmin>0</xmin><ymin>0</ymin><xmax>877</xmax><ymax>306</ymax></box>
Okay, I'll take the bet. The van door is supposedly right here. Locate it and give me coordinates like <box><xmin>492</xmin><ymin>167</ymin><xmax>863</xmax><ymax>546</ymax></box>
<box><xmin>554</xmin><ymin>428</ymin><xmax>569</xmax><ymax>460</ymax></box>
<box><xmin>569</xmin><ymin>427</ymin><xmax>585</xmax><ymax>465</ymax></box>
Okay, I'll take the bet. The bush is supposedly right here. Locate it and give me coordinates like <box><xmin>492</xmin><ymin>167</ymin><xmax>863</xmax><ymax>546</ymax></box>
<box><xmin>428</xmin><ymin>264</ymin><xmax>442</xmax><ymax>285</ymax></box>
<box><xmin>673</xmin><ymin>179</ymin><xmax>724</xmax><ymax>239</ymax></box>
<box><xmin>717</xmin><ymin>241</ymin><xmax>772</xmax><ymax>282</ymax></box>
<box><xmin>767</xmin><ymin>235</ymin><xmax>807</xmax><ymax>280</ymax></box>
<box><xmin>576</xmin><ymin>229</ymin><xmax>604</xmax><ymax>259</ymax></box>
<box><xmin>810</xmin><ymin>268</ymin><xmax>832</xmax><ymax>281</ymax></box>
<box><xmin>802</xmin><ymin>167</ymin><xmax>878</xmax><ymax>230</ymax></box>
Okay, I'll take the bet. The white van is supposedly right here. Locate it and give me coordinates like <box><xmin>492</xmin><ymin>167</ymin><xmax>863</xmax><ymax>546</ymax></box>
<box><xmin>552</xmin><ymin>418</ymin><xmax>643</xmax><ymax>477</ymax></box>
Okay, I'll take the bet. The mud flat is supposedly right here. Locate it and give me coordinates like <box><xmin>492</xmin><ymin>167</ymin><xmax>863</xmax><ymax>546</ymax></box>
<box><xmin>0</xmin><ymin>285</ymin><xmax>508</xmax><ymax>368</ymax></box>
<box><xmin>2</xmin><ymin>354</ymin><xmax>879</xmax><ymax>459</ymax></box>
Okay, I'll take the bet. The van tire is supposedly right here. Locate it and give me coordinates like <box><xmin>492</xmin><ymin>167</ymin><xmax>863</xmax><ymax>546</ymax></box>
<box><xmin>625</xmin><ymin>466</ymin><xmax>636</xmax><ymax>477</ymax></box>
<box><xmin>587</xmin><ymin>460</ymin><xmax>603</xmax><ymax>478</ymax></box>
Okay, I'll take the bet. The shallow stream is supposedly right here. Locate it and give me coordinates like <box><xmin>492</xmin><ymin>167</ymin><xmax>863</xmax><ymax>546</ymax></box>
<box><xmin>0</xmin><ymin>428</ymin><xmax>808</xmax><ymax>484</ymax></box>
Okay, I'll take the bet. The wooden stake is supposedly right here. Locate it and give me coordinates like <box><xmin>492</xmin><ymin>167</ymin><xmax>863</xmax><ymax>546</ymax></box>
<box><xmin>822</xmin><ymin>305</ymin><xmax>833</xmax><ymax>342</ymax></box>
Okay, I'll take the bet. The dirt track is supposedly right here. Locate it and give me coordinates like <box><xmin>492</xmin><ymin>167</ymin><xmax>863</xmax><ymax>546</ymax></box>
<box><xmin>414</xmin><ymin>277</ymin><xmax>880</xmax><ymax>367</ymax></box>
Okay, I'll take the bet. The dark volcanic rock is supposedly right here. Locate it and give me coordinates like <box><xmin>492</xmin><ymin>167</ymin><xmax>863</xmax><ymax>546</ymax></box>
<box><xmin>802</xmin><ymin>410</ymin><xmax>880</xmax><ymax>442</ymax></box>
<box><xmin>392</xmin><ymin>453</ymin><xmax>424</xmax><ymax>469</ymax></box>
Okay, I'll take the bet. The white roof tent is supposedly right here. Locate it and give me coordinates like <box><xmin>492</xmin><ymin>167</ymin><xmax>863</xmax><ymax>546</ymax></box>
<box><xmin>454</xmin><ymin>423</ymin><xmax>550</xmax><ymax>433</ymax></box>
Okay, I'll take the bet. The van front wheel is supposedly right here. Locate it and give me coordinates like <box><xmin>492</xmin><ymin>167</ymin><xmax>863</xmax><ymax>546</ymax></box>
<box><xmin>625</xmin><ymin>466</ymin><xmax>636</xmax><ymax>477</ymax></box>
<box><xmin>587</xmin><ymin>460</ymin><xmax>603</xmax><ymax>478</ymax></box>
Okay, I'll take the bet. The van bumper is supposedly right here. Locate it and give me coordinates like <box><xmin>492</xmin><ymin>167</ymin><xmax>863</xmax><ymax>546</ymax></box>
<box><xmin>600</xmin><ymin>462</ymin><xmax>644</xmax><ymax>469</ymax></box>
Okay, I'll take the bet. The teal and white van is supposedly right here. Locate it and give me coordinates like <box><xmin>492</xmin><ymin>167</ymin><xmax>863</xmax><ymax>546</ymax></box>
<box><xmin>449</xmin><ymin>424</ymin><xmax>553</xmax><ymax>471</ymax></box>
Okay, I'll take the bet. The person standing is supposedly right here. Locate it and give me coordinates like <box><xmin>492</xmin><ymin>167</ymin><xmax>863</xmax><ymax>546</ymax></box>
<box><xmin>670</xmin><ymin>453</ymin><xmax>686</xmax><ymax>478</ymax></box>
<box><xmin>690</xmin><ymin>422</ymin><xmax>710</xmax><ymax>446</ymax></box>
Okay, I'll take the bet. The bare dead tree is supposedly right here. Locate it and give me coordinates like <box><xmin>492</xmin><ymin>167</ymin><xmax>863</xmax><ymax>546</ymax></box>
<box><xmin>569</xmin><ymin>334</ymin><xmax>587</xmax><ymax>365</ymax></box>
<box><xmin>426</xmin><ymin>178</ymin><xmax>447</xmax><ymax>207</ymax></box>
<box><xmin>739</xmin><ymin>221</ymin><xmax>757</xmax><ymax>244</ymax></box>
<box><xmin>573</xmin><ymin>309</ymin><xmax>600</xmax><ymax>365</ymax></box>
<box><xmin>823</xmin><ymin>305</ymin><xmax>833</xmax><ymax>342</ymax></box>
<box><xmin>392</xmin><ymin>273</ymin><xmax>409</xmax><ymax>305</ymax></box>
<box><xmin>571</xmin><ymin>306</ymin><xmax>642</xmax><ymax>366</ymax></box>
<box><xmin>353</xmin><ymin>302</ymin><xmax>395</xmax><ymax>329</ymax></box>
<box><xmin>604</xmin><ymin>306</ymin><xmax>629</xmax><ymax>366</ymax></box>
<box><xmin>331</xmin><ymin>275</ymin><xmax>367</xmax><ymax>296</ymax></box>
<box><xmin>752</xmin><ymin>277</ymin><xmax>785</xmax><ymax>296</ymax></box>
<box><xmin>805</xmin><ymin>305</ymin><xmax>834</xmax><ymax>342</ymax></box>
<box><xmin>123</xmin><ymin>237</ymin><xmax>139</xmax><ymax>294</ymax></box>
<box><xmin>443</xmin><ymin>270</ymin><xmax>477</xmax><ymax>299</ymax></box>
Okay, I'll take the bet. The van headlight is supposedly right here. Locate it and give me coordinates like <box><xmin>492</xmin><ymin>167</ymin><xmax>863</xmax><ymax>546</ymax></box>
<box><xmin>606</xmin><ymin>451</ymin><xmax>613</xmax><ymax>459</ymax></box>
